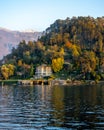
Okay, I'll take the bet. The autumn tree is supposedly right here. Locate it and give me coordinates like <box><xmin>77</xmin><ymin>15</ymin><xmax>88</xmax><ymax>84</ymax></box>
<box><xmin>1</xmin><ymin>65</ymin><xmax>9</xmax><ymax>79</ymax></box>
<box><xmin>1</xmin><ymin>64</ymin><xmax>15</xmax><ymax>79</ymax></box>
<box><xmin>65</xmin><ymin>41</ymin><xmax>81</xmax><ymax>58</ymax></box>
<box><xmin>17</xmin><ymin>60</ymin><xmax>23</xmax><ymax>67</ymax></box>
<box><xmin>78</xmin><ymin>51</ymin><xmax>97</xmax><ymax>79</ymax></box>
<box><xmin>52</xmin><ymin>57</ymin><xmax>64</xmax><ymax>72</ymax></box>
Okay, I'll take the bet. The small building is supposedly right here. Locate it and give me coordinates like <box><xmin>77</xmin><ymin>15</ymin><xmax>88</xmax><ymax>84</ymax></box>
<box><xmin>35</xmin><ymin>64</ymin><xmax>52</xmax><ymax>78</ymax></box>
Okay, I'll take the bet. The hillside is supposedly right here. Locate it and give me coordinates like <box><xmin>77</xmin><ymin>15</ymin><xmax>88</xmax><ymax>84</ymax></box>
<box><xmin>41</xmin><ymin>16</ymin><xmax>104</xmax><ymax>50</ymax></box>
<box><xmin>0</xmin><ymin>28</ymin><xmax>41</xmax><ymax>59</ymax></box>
<box><xmin>1</xmin><ymin>16</ymin><xmax>104</xmax><ymax>81</ymax></box>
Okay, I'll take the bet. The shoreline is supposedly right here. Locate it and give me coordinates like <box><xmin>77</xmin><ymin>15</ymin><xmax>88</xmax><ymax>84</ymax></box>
<box><xmin>0</xmin><ymin>79</ymin><xmax>18</xmax><ymax>86</ymax></box>
<box><xmin>0</xmin><ymin>79</ymin><xmax>104</xmax><ymax>86</ymax></box>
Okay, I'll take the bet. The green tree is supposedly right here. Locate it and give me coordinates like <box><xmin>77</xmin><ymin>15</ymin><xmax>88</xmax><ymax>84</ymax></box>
<box><xmin>30</xmin><ymin>64</ymin><xmax>34</xmax><ymax>77</ymax></box>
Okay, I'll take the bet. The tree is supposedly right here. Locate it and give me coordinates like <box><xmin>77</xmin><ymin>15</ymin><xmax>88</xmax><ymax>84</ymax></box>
<box><xmin>65</xmin><ymin>41</ymin><xmax>72</xmax><ymax>49</ymax></box>
<box><xmin>8</xmin><ymin>64</ymin><xmax>15</xmax><ymax>76</ymax></box>
<box><xmin>78</xmin><ymin>51</ymin><xmax>97</xmax><ymax>79</ymax></box>
<box><xmin>30</xmin><ymin>64</ymin><xmax>34</xmax><ymax>77</ymax></box>
<box><xmin>17</xmin><ymin>60</ymin><xmax>23</xmax><ymax>67</ymax></box>
<box><xmin>65</xmin><ymin>41</ymin><xmax>81</xmax><ymax>57</ymax></box>
<box><xmin>71</xmin><ymin>44</ymin><xmax>81</xmax><ymax>57</ymax></box>
<box><xmin>52</xmin><ymin>57</ymin><xmax>64</xmax><ymax>72</ymax></box>
<box><xmin>22</xmin><ymin>63</ymin><xmax>31</xmax><ymax>78</ymax></box>
<box><xmin>1</xmin><ymin>64</ymin><xmax>15</xmax><ymax>79</ymax></box>
<box><xmin>1</xmin><ymin>65</ymin><xmax>9</xmax><ymax>79</ymax></box>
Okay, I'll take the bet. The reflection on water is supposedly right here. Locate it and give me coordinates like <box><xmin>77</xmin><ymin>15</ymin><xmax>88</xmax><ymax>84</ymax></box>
<box><xmin>0</xmin><ymin>84</ymin><xmax>104</xmax><ymax>129</ymax></box>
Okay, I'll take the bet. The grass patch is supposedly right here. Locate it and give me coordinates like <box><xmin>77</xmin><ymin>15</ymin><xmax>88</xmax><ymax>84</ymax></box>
<box><xmin>0</xmin><ymin>79</ymin><xmax>18</xmax><ymax>85</ymax></box>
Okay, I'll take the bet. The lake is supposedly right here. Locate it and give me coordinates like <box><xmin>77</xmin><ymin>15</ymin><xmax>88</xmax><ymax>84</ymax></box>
<box><xmin>0</xmin><ymin>84</ymin><xmax>104</xmax><ymax>129</ymax></box>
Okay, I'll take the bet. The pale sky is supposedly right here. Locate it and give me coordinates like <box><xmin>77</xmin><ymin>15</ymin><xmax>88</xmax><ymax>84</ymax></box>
<box><xmin>0</xmin><ymin>0</ymin><xmax>103</xmax><ymax>31</ymax></box>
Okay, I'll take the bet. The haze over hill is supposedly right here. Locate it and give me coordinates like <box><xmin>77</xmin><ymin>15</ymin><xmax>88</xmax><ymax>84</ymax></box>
<box><xmin>0</xmin><ymin>28</ymin><xmax>41</xmax><ymax>59</ymax></box>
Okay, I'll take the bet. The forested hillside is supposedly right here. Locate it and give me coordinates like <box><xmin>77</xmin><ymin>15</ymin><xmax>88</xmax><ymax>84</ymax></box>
<box><xmin>0</xmin><ymin>16</ymin><xmax>104</xmax><ymax>81</ymax></box>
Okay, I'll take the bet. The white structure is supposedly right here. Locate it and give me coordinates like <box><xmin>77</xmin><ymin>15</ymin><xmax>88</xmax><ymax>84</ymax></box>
<box><xmin>35</xmin><ymin>64</ymin><xmax>52</xmax><ymax>78</ymax></box>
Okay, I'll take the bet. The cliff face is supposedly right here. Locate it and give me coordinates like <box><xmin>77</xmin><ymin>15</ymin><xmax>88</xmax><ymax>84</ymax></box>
<box><xmin>0</xmin><ymin>28</ymin><xmax>41</xmax><ymax>59</ymax></box>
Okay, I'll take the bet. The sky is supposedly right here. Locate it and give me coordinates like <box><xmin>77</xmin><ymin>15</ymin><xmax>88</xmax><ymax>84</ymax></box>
<box><xmin>0</xmin><ymin>0</ymin><xmax>103</xmax><ymax>31</ymax></box>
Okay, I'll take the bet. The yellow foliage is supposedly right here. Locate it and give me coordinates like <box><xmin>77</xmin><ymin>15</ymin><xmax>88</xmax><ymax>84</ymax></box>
<box><xmin>1</xmin><ymin>65</ymin><xmax>9</xmax><ymax>79</ymax></box>
<box><xmin>1</xmin><ymin>64</ymin><xmax>15</xmax><ymax>79</ymax></box>
<box><xmin>71</xmin><ymin>44</ymin><xmax>80</xmax><ymax>57</ymax></box>
<box><xmin>52</xmin><ymin>57</ymin><xmax>64</xmax><ymax>72</ymax></box>
<box><xmin>8</xmin><ymin>64</ymin><xmax>15</xmax><ymax>76</ymax></box>
<box><xmin>60</xmin><ymin>47</ymin><xmax>65</xmax><ymax>56</ymax></box>
<box><xmin>24</xmin><ymin>51</ymin><xmax>30</xmax><ymax>56</ymax></box>
<box><xmin>65</xmin><ymin>41</ymin><xmax>81</xmax><ymax>57</ymax></box>
<box><xmin>18</xmin><ymin>60</ymin><xmax>22</xmax><ymax>66</ymax></box>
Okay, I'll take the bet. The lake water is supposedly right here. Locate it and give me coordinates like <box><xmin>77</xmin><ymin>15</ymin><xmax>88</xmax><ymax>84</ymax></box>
<box><xmin>0</xmin><ymin>84</ymin><xmax>104</xmax><ymax>129</ymax></box>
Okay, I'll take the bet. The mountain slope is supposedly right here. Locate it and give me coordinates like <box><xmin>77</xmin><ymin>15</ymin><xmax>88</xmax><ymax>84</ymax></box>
<box><xmin>0</xmin><ymin>28</ymin><xmax>41</xmax><ymax>59</ymax></box>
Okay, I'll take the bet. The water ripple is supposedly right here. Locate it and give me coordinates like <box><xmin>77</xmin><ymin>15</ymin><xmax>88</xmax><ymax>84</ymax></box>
<box><xmin>0</xmin><ymin>85</ymin><xmax>104</xmax><ymax>129</ymax></box>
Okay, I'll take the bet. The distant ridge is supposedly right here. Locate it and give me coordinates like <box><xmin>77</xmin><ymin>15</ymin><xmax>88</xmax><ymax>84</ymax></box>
<box><xmin>20</xmin><ymin>29</ymin><xmax>36</xmax><ymax>33</ymax></box>
<box><xmin>0</xmin><ymin>27</ymin><xmax>37</xmax><ymax>33</ymax></box>
<box><xmin>0</xmin><ymin>27</ymin><xmax>42</xmax><ymax>59</ymax></box>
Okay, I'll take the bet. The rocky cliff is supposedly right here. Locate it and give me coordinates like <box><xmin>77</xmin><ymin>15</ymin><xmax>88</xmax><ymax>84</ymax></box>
<box><xmin>0</xmin><ymin>28</ymin><xmax>41</xmax><ymax>59</ymax></box>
